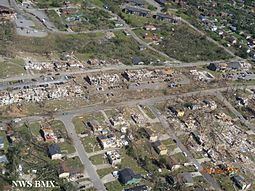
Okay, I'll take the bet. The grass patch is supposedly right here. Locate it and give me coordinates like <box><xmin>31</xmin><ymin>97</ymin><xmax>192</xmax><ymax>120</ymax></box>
<box><xmin>1</xmin><ymin>22</ymin><xmax>166</xmax><ymax>65</ymax></box>
<box><xmin>72</xmin><ymin>112</ymin><xmax>105</xmax><ymax>134</ymax></box>
<box><xmin>82</xmin><ymin>136</ymin><xmax>101</xmax><ymax>153</ymax></box>
<box><xmin>156</xmin><ymin>24</ymin><xmax>232</xmax><ymax>62</ymax></box>
<box><xmin>90</xmin><ymin>154</ymin><xmax>107</xmax><ymax>165</ymax></box>
<box><xmin>214</xmin><ymin>175</ymin><xmax>235</xmax><ymax>191</ymax></box>
<box><xmin>141</xmin><ymin>106</ymin><xmax>156</xmax><ymax>119</ymax></box>
<box><xmin>120</xmin><ymin>13</ymin><xmax>159</xmax><ymax>27</ymax></box>
<box><xmin>118</xmin><ymin>149</ymin><xmax>147</xmax><ymax>175</ymax></box>
<box><xmin>105</xmin><ymin>181</ymin><xmax>124</xmax><ymax>191</ymax></box>
<box><xmin>0</xmin><ymin>131</ymin><xmax>9</xmax><ymax>152</ymax></box>
<box><xmin>66</xmin><ymin>156</ymin><xmax>84</xmax><ymax>171</ymax></box>
<box><xmin>173</xmin><ymin>152</ymin><xmax>188</xmax><ymax>163</ymax></box>
<box><xmin>46</xmin><ymin>10</ymin><xmax>66</xmax><ymax>31</ymax></box>
<box><xmin>27</xmin><ymin>122</ymin><xmax>41</xmax><ymax>137</ymax></box>
<box><xmin>59</xmin><ymin>141</ymin><xmax>76</xmax><ymax>154</ymax></box>
<box><xmin>0</xmin><ymin>59</ymin><xmax>25</xmax><ymax>78</ymax></box>
<box><xmin>97</xmin><ymin>167</ymin><xmax>114</xmax><ymax>178</ymax></box>
<box><xmin>35</xmin><ymin>0</ymin><xmax>83</xmax><ymax>8</ymax></box>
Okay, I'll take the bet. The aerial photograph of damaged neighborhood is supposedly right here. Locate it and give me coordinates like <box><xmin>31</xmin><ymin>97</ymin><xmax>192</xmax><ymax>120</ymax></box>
<box><xmin>0</xmin><ymin>0</ymin><xmax>255</xmax><ymax>191</ymax></box>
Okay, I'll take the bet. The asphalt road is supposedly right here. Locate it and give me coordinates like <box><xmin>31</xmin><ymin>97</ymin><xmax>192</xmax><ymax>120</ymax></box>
<box><xmin>56</xmin><ymin>115</ymin><xmax>107</xmax><ymax>191</ymax></box>
<box><xmin>10</xmin><ymin>0</ymin><xmax>48</xmax><ymax>37</ymax></box>
<box><xmin>0</xmin><ymin>57</ymin><xmax>240</xmax><ymax>84</ymax></box>
<box><xmin>13</xmin><ymin>84</ymin><xmax>255</xmax><ymax>125</ymax></box>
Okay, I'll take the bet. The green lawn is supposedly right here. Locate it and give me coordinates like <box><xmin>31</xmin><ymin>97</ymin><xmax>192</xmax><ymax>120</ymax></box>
<box><xmin>28</xmin><ymin>122</ymin><xmax>41</xmax><ymax>137</ymax></box>
<box><xmin>34</xmin><ymin>0</ymin><xmax>84</xmax><ymax>8</ymax></box>
<box><xmin>118</xmin><ymin>149</ymin><xmax>147</xmax><ymax>175</ymax></box>
<box><xmin>47</xmin><ymin>5</ymin><xmax>115</xmax><ymax>32</ymax></box>
<box><xmin>46</xmin><ymin>10</ymin><xmax>66</xmax><ymax>31</ymax></box>
<box><xmin>97</xmin><ymin>167</ymin><xmax>114</xmax><ymax>178</ymax></box>
<box><xmin>72</xmin><ymin>116</ymin><xmax>86</xmax><ymax>134</ymax></box>
<box><xmin>66</xmin><ymin>156</ymin><xmax>84</xmax><ymax>171</ymax></box>
<box><xmin>133</xmin><ymin>23</ymin><xmax>232</xmax><ymax>62</ymax></box>
<box><xmin>173</xmin><ymin>152</ymin><xmax>188</xmax><ymax>163</ymax></box>
<box><xmin>0</xmin><ymin>131</ymin><xmax>9</xmax><ymax>152</ymax></box>
<box><xmin>72</xmin><ymin>112</ymin><xmax>105</xmax><ymax>134</ymax></box>
<box><xmin>120</xmin><ymin>13</ymin><xmax>160</xmax><ymax>27</ymax></box>
<box><xmin>214</xmin><ymin>175</ymin><xmax>235</xmax><ymax>191</ymax></box>
<box><xmin>141</xmin><ymin>106</ymin><xmax>156</xmax><ymax>119</ymax></box>
<box><xmin>59</xmin><ymin>141</ymin><xmax>76</xmax><ymax>154</ymax></box>
<box><xmin>90</xmin><ymin>154</ymin><xmax>107</xmax><ymax>165</ymax></box>
<box><xmin>82</xmin><ymin>136</ymin><xmax>101</xmax><ymax>153</ymax></box>
<box><xmin>0</xmin><ymin>59</ymin><xmax>25</xmax><ymax>78</ymax></box>
<box><xmin>89</xmin><ymin>0</ymin><xmax>105</xmax><ymax>7</ymax></box>
<box><xmin>105</xmin><ymin>181</ymin><xmax>124</xmax><ymax>191</ymax></box>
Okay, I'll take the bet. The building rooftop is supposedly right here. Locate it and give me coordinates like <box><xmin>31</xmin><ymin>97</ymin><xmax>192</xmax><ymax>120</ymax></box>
<box><xmin>48</xmin><ymin>144</ymin><xmax>61</xmax><ymax>156</ymax></box>
<box><xmin>118</xmin><ymin>168</ymin><xmax>141</xmax><ymax>184</ymax></box>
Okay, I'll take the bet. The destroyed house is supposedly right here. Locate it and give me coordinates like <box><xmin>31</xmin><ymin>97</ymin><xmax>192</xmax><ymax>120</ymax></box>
<box><xmin>165</xmin><ymin>156</ymin><xmax>180</xmax><ymax>170</ymax></box>
<box><xmin>84</xmin><ymin>76</ymin><xmax>95</xmax><ymax>85</ymax></box>
<box><xmin>152</xmin><ymin>140</ymin><xmax>168</xmax><ymax>155</ymax></box>
<box><xmin>0</xmin><ymin>5</ymin><xmax>15</xmax><ymax>20</ymax></box>
<box><xmin>191</xmin><ymin>132</ymin><xmax>203</xmax><ymax>145</ymax></box>
<box><xmin>169</xmin><ymin>106</ymin><xmax>185</xmax><ymax>117</ymax></box>
<box><xmin>141</xmin><ymin>128</ymin><xmax>158</xmax><ymax>142</ymax></box>
<box><xmin>58</xmin><ymin>163</ymin><xmax>70</xmax><ymax>178</ymax></box>
<box><xmin>208</xmin><ymin>61</ymin><xmax>251</xmax><ymax>71</ymax></box>
<box><xmin>166</xmin><ymin>175</ymin><xmax>177</xmax><ymax>186</ymax></box>
<box><xmin>144</xmin><ymin>25</ymin><xmax>157</xmax><ymax>31</ymax></box>
<box><xmin>41</xmin><ymin>127</ymin><xmax>57</xmax><ymax>142</ymax></box>
<box><xmin>153</xmin><ymin>13</ymin><xmax>179</xmax><ymax>23</ymax></box>
<box><xmin>97</xmin><ymin>134</ymin><xmax>116</xmax><ymax>149</ymax></box>
<box><xmin>87</xmin><ymin>120</ymin><xmax>102</xmax><ymax>133</ymax></box>
<box><xmin>179</xmin><ymin>173</ymin><xmax>194</xmax><ymax>187</ymax></box>
<box><xmin>123</xmin><ymin>6</ymin><xmax>149</xmax><ymax>17</ymax></box>
<box><xmin>106</xmin><ymin>150</ymin><xmax>121</xmax><ymax>165</ymax></box>
<box><xmin>231</xmin><ymin>175</ymin><xmax>251</xmax><ymax>190</ymax></box>
<box><xmin>109</xmin><ymin>115</ymin><xmax>126</xmax><ymax>126</ymax></box>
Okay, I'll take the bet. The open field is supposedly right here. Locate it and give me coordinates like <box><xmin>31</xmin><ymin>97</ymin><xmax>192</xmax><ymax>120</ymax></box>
<box><xmin>134</xmin><ymin>24</ymin><xmax>232</xmax><ymax>62</ymax></box>
<box><xmin>0</xmin><ymin>23</ymin><xmax>166</xmax><ymax>64</ymax></box>
<box><xmin>0</xmin><ymin>58</ymin><xmax>25</xmax><ymax>78</ymax></box>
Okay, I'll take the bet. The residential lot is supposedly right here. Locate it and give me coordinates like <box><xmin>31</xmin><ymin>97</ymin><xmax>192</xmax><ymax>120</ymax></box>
<box><xmin>0</xmin><ymin>119</ymin><xmax>84</xmax><ymax>190</ymax></box>
<box><xmin>133</xmin><ymin>23</ymin><xmax>232</xmax><ymax>62</ymax></box>
<box><xmin>157</xmin><ymin>94</ymin><xmax>255</xmax><ymax>191</ymax></box>
<box><xmin>0</xmin><ymin>0</ymin><xmax>255</xmax><ymax>190</ymax></box>
<box><xmin>167</xmin><ymin>0</ymin><xmax>255</xmax><ymax>60</ymax></box>
<box><xmin>46</xmin><ymin>6</ymin><xmax>116</xmax><ymax>32</ymax></box>
<box><xmin>71</xmin><ymin>104</ymin><xmax>222</xmax><ymax>190</ymax></box>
